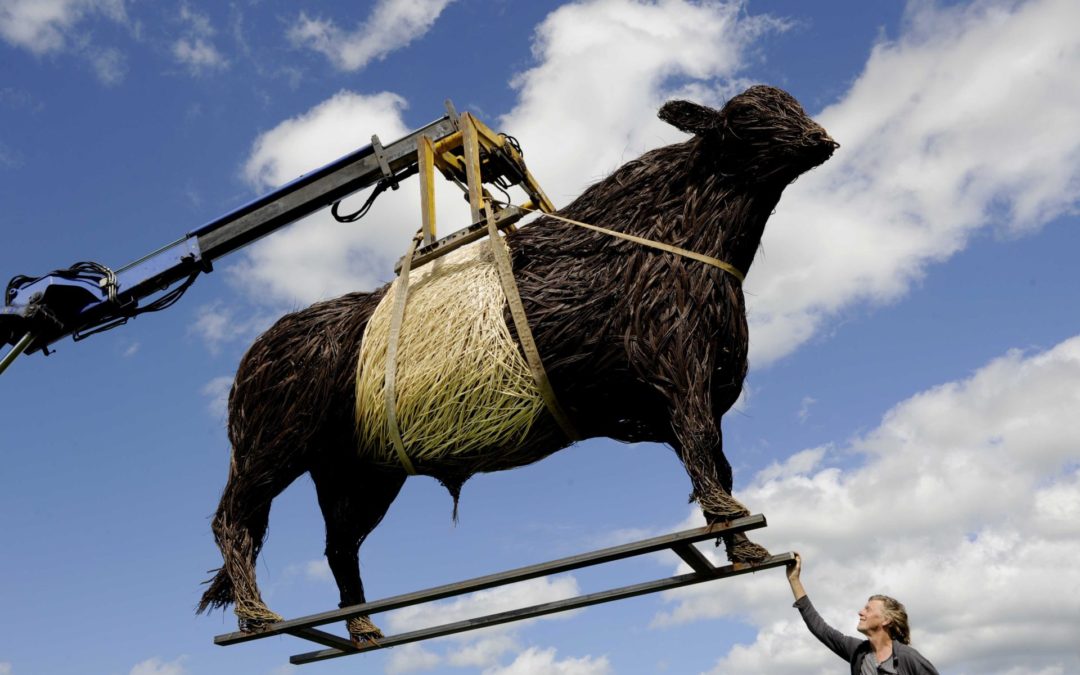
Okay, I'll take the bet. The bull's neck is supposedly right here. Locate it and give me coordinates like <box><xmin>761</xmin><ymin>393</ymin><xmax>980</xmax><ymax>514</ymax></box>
<box><xmin>673</xmin><ymin>181</ymin><xmax>784</xmax><ymax>280</ymax></box>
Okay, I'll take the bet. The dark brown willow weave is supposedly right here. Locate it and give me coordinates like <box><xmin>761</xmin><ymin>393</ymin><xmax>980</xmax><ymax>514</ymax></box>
<box><xmin>197</xmin><ymin>85</ymin><xmax>837</xmax><ymax>637</ymax></box>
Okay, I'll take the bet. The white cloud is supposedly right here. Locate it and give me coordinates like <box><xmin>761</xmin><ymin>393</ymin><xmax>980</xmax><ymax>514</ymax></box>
<box><xmin>0</xmin><ymin>0</ymin><xmax>129</xmax><ymax>83</ymax></box>
<box><xmin>0</xmin><ymin>0</ymin><xmax>126</xmax><ymax>61</ymax></box>
<box><xmin>282</xmin><ymin>557</ymin><xmax>333</xmax><ymax>584</ymax></box>
<box><xmin>746</xmin><ymin>0</ymin><xmax>1080</xmax><ymax>364</ymax></box>
<box><xmin>0</xmin><ymin>0</ymin><xmax>120</xmax><ymax>54</ymax></box>
<box><xmin>90</xmin><ymin>45</ymin><xmax>126</xmax><ymax>85</ymax></box>
<box><xmin>499</xmin><ymin>0</ymin><xmax>785</xmax><ymax>206</ymax></box>
<box><xmin>200</xmin><ymin>375</ymin><xmax>233</xmax><ymax>420</ymax></box>
<box><xmin>446</xmin><ymin>633</ymin><xmax>520</xmax><ymax>668</ymax></box>
<box><xmin>173</xmin><ymin>37</ymin><xmax>226</xmax><ymax>73</ymax></box>
<box><xmin>224</xmin><ymin>0</ymin><xmax>1080</xmax><ymax>370</ymax></box>
<box><xmin>304</xmin><ymin>558</ymin><xmax>333</xmax><ymax>582</ymax></box>
<box><xmin>481</xmin><ymin>647</ymin><xmax>611</xmax><ymax>675</ymax></box>
<box><xmin>0</xmin><ymin>661</ymin><xmax>11</xmax><ymax>675</ymax></box>
<box><xmin>128</xmin><ymin>656</ymin><xmax>187</xmax><ymax>675</ymax></box>
<box><xmin>172</xmin><ymin>3</ymin><xmax>227</xmax><ymax>74</ymax></box>
<box><xmin>178</xmin><ymin>1</ymin><xmax>210</xmax><ymax>36</ymax></box>
<box><xmin>386</xmin><ymin>643</ymin><xmax>441</xmax><ymax>675</ymax></box>
<box><xmin>242</xmin><ymin>91</ymin><xmax>408</xmax><ymax>193</ymax></box>
<box><xmin>189</xmin><ymin>301</ymin><xmax>271</xmax><ymax>354</ymax></box>
<box><xmin>0</xmin><ymin>139</ymin><xmax>20</xmax><ymax>168</ymax></box>
<box><xmin>288</xmin><ymin>0</ymin><xmax>454</xmax><ymax>71</ymax></box>
<box><xmin>223</xmin><ymin>0</ymin><xmax>781</xmax><ymax>316</ymax></box>
<box><xmin>651</xmin><ymin>335</ymin><xmax>1080</xmax><ymax>674</ymax></box>
<box><xmin>386</xmin><ymin>575</ymin><xmax>581</xmax><ymax>634</ymax></box>
<box><xmin>230</xmin><ymin>90</ymin><xmax>429</xmax><ymax>305</ymax></box>
<box><xmin>377</xmin><ymin>576</ymin><xmax>584</xmax><ymax>671</ymax></box>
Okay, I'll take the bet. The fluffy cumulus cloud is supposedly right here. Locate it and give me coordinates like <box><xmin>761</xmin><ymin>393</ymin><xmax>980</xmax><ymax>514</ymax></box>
<box><xmin>172</xmin><ymin>2</ymin><xmax>227</xmax><ymax>74</ymax></box>
<box><xmin>746</xmin><ymin>0</ymin><xmax>1080</xmax><ymax>363</ymax></box>
<box><xmin>219</xmin><ymin>0</ymin><xmax>1080</xmax><ymax>367</ymax></box>
<box><xmin>650</xmin><ymin>335</ymin><xmax>1080</xmax><ymax>674</ymax></box>
<box><xmin>385</xmin><ymin>576</ymin><xmax>581</xmax><ymax>635</ymax></box>
<box><xmin>128</xmin><ymin>656</ymin><xmax>187</xmax><ymax>675</ymax></box>
<box><xmin>229</xmin><ymin>90</ymin><xmax>421</xmax><ymax>305</ymax></box>
<box><xmin>390</xmin><ymin>643</ymin><xmax>611</xmax><ymax>675</ymax></box>
<box><xmin>379</xmin><ymin>576</ymin><xmax>599</xmax><ymax>673</ymax></box>
<box><xmin>482</xmin><ymin>647</ymin><xmax>612</xmax><ymax>675</ymax></box>
<box><xmin>0</xmin><ymin>0</ymin><xmax>124</xmax><ymax>53</ymax></box>
<box><xmin>0</xmin><ymin>0</ymin><xmax>129</xmax><ymax>83</ymax></box>
<box><xmin>281</xmin><ymin>557</ymin><xmax>334</xmax><ymax>584</ymax></box>
<box><xmin>189</xmin><ymin>301</ymin><xmax>272</xmax><ymax>354</ymax></box>
<box><xmin>288</xmin><ymin>0</ymin><xmax>454</xmax><ymax>71</ymax></box>
<box><xmin>200</xmin><ymin>374</ymin><xmax>233</xmax><ymax>419</ymax></box>
<box><xmin>221</xmin><ymin>0</ymin><xmax>779</xmax><ymax>318</ymax></box>
<box><xmin>499</xmin><ymin>0</ymin><xmax>785</xmax><ymax>206</ymax></box>
<box><xmin>386</xmin><ymin>644</ymin><xmax>441</xmax><ymax>674</ymax></box>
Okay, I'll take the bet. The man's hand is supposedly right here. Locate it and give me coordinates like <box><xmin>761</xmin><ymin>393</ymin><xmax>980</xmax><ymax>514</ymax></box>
<box><xmin>787</xmin><ymin>552</ymin><xmax>801</xmax><ymax>581</ymax></box>
<box><xmin>787</xmin><ymin>552</ymin><xmax>806</xmax><ymax>601</ymax></box>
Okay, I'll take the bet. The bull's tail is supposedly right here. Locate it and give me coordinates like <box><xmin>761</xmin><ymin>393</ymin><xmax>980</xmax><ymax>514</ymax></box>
<box><xmin>197</xmin><ymin>566</ymin><xmax>234</xmax><ymax>613</ymax></box>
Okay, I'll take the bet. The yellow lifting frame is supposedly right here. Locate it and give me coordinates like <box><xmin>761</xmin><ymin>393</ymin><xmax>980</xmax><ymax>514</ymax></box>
<box><xmin>389</xmin><ymin>110</ymin><xmax>580</xmax><ymax>460</ymax></box>
<box><xmin>412</xmin><ymin>112</ymin><xmax>557</xmax><ymax>246</ymax></box>
<box><xmin>417</xmin><ymin>135</ymin><xmax>437</xmax><ymax>246</ymax></box>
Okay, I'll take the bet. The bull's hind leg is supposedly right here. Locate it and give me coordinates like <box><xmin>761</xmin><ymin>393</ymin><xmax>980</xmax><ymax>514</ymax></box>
<box><xmin>200</xmin><ymin>456</ymin><xmax>305</xmax><ymax>632</ymax></box>
<box><xmin>311</xmin><ymin>456</ymin><xmax>406</xmax><ymax>645</ymax></box>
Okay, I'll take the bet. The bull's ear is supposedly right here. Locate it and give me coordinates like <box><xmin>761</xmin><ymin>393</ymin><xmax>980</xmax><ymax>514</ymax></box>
<box><xmin>658</xmin><ymin>100</ymin><xmax>721</xmax><ymax>135</ymax></box>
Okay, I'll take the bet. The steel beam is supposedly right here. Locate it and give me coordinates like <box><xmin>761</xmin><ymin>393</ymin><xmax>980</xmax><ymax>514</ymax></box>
<box><xmin>213</xmin><ymin>514</ymin><xmax>793</xmax><ymax>666</ymax></box>
<box><xmin>215</xmin><ymin>514</ymin><xmax>766</xmax><ymax>647</ymax></box>
<box><xmin>290</xmin><ymin>552</ymin><xmax>795</xmax><ymax>665</ymax></box>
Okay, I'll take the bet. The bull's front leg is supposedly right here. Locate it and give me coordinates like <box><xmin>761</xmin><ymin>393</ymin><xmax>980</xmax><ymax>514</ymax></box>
<box><xmin>670</xmin><ymin>413</ymin><xmax>770</xmax><ymax>564</ymax></box>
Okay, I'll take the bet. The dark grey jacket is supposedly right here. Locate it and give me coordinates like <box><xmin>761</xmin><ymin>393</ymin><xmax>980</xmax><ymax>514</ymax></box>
<box><xmin>794</xmin><ymin>596</ymin><xmax>940</xmax><ymax>675</ymax></box>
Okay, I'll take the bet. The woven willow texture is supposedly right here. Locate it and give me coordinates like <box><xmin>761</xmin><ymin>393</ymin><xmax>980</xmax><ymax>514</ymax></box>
<box><xmin>355</xmin><ymin>239</ymin><xmax>545</xmax><ymax>467</ymax></box>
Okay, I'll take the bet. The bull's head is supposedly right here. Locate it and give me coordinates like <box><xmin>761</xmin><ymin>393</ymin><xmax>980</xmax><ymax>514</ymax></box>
<box><xmin>659</xmin><ymin>85</ymin><xmax>837</xmax><ymax>185</ymax></box>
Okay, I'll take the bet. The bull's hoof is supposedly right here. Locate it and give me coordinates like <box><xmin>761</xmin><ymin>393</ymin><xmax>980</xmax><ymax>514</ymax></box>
<box><xmin>347</xmin><ymin>615</ymin><xmax>384</xmax><ymax>646</ymax></box>
<box><xmin>238</xmin><ymin>614</ymin><xmax>283</xmax><ymax>634</ymax></box>
<box><xmin>236</xmin><ymin>603</ymin><xmax>284</xmax><ymax>633</ymax></box>
<box><xmin>725</xmin><ymin>536</ymin><xmax>771</xmax><ymax>564</ymax></box>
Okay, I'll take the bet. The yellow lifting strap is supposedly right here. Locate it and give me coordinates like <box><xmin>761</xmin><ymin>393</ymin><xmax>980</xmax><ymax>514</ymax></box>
<box><xmin>382</xmin><ymin>111</ymin><xmax>596</xmax><ymax>475</ymax></box>
<box><xmin>384</xmin><ymin>230</ymin><xmax>423</xmax><ymax>475</ymax></box>
<box><xmin>515</xmin><ymin>205</ymin><xmax>746</xmax><ymax>283</ymax></box>
<box><xmin>485</xmin><ymin>205</ymin><xmax>582</xmax><ymax>442</ymax></box>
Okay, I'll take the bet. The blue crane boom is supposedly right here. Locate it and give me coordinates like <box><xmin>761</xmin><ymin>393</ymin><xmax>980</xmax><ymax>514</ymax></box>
<box><xmin>1</xmin><ymin>101</ymin><xmax>546</xmax><ymax>375</ymax></box>
<box><xmin>1</xmin><ymin>111</ymin><xmax>457</xmax><ymax>364</ymax></box>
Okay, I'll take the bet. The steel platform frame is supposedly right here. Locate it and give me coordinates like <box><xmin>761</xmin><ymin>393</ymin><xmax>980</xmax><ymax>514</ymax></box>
<box><xmin>213</xmin><ymin>513</ymin><xmax>793</xmax><ymax>665</ymax></box>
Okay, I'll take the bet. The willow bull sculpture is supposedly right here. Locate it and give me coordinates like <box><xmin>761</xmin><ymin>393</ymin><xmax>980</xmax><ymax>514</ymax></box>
<box><xmin>197</xmin><ymin>85</ymin><xmax>838</xmax><ymax>642</ymax></box>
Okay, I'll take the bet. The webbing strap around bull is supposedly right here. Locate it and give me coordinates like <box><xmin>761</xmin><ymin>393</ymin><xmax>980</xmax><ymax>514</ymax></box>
<box><xmin>485</xmin><ymin>205</ymin><xmax>581</xmax><ymax>442</ymax></box>
<box><xmin>382</xmin><ymin>215</ymin><xmax>582</xmax><ymax>476</ymax></box>
<box><xmin>513</xmin><ymin>204</ymin><xmax>746</xmax><ymax>282</ymax></box>
<box><xmin>384</xmin><ymin>230</ymin><xmax>422</xmax><ymax>475</ymax></box>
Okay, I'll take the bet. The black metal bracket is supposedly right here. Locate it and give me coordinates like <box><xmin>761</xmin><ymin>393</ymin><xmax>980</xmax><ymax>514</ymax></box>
<box><xmin>370</xmin><ymin>134</ymin><xmax>399</xmax><ymax>191</ymax></box>
<box><xmin>212</xmin><ymin>514</ymin><xmax>793</xmax><ymax>666</ymax></box>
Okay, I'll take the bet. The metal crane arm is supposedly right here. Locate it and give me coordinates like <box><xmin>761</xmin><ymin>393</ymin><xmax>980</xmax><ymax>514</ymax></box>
<box><xmin>2</xmin><ymin>111</ymin><xmax>459</xmax><ymax>362</ymax></box>
<box><xmin>2</xmin><ymin>101</ymin><xmax>547</xmax><ymax>373</ymax></box>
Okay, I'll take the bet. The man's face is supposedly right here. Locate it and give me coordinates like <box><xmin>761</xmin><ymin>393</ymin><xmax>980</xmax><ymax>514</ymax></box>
<box><xmin>857</xmin><ymin>598</ymin><xmax>889</xmax><ymax>635</ymax></box>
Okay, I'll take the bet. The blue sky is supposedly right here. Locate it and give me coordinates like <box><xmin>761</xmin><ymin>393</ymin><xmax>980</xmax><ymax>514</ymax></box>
<box><xmin>2</xmin><ymin>1</ymin><xmax>1078</xmax><ymax>674</ymax></box>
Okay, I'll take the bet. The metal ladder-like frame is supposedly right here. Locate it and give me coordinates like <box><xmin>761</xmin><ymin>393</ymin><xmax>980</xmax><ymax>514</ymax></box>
<box><xmin>213</xmin><ymin>513</ymin><xmax>793</xmax><ymax>666</ymax></box>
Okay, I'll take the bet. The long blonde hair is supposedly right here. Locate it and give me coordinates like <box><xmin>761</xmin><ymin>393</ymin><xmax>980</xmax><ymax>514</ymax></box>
<box><xmin>870</xmin><ymin>594</ymin><xmax>911</xmax><ymax>644</ymax></box>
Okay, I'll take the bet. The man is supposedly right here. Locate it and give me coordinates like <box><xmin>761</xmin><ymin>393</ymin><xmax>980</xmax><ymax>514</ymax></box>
<box><xmin>786</xmin><ymin>553</ymin><xmax>939</xmax><ymax>674</ymax></box>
